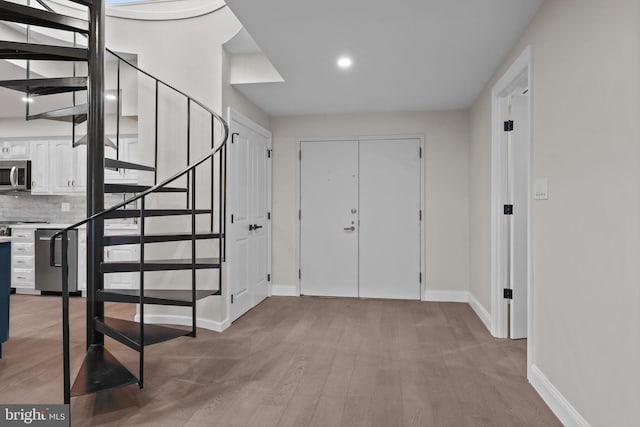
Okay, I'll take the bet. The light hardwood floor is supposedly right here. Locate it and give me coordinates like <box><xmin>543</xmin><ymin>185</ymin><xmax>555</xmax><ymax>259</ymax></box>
<box><xmin>0</xmin><ymin>295</ymin><xmax>561</xmax><ymax>426</ymax></box>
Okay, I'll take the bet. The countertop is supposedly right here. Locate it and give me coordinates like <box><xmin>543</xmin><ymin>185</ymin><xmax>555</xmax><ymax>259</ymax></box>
<box><xmin>0</xmin><ymin>237</ymin><xmax>10</xmax><ymax>244</ymax></box>
<box><xmin>9</xmin><ymin>223</ymin><xmax>138</xmax><ymax>230</ymax></box>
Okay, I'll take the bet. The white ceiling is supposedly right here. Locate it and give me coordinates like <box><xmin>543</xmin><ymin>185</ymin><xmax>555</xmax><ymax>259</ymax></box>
<box><xmin>224</xmin><ymin>0</ymin><xmax>543</xmax><ymax>116</ymax></box>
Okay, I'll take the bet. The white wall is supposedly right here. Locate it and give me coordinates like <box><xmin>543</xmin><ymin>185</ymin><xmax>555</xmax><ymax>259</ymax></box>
<box><xmin>468</xmin><ymin>0</ymin><xmax>640</xmax><ymax>425</ymax></box>
<box><xmin>221</xmin><ymin>49</ymin><xmax>271</xmax><ymax>130</ymax></box>
<box><xmin>271</xmin><ymin>111</ymin><xmax>470</xmax><ymax>295</ymax></box>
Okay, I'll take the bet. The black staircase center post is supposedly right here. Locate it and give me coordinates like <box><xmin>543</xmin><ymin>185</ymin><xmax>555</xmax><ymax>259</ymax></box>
<box><xmin>86</xmin><ymin>0</ymin><xmax>106</xmax><ymax>348</ymax></box>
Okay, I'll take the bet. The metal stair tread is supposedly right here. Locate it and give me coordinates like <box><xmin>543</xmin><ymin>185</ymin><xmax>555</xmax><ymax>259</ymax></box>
<box><xmin>96</xmin><ymin>288</ymin><xmax>219</xmax><ymax>306</ymax></box>
<box><xmin>103</xmin><ymin>232</ymin><xmax>221</xmax><ymax>246</ymax></box>
<box><xmin>105</xmin><ymin>158</ymin><xmax>155</xmax><ymax>172</ymax></box>
<box><xmin>101</xmin><ymin>257</ymin><xmax>220</xmax><ymax>273</ymax></box>
<box><xmin>95</xmin><ymin>316</ymin><xmax>191</xmax><ymax>351</ymax></box>
<box><xmin>28</xmin><ymin>104</ymin><xmax>87</xmax><ymax>124</ymax></box>
<box><xmin>74</xmin><ymin>134</ymin><xmax>117</xmax><ymax>149</ymax></box>
<box><xmin>0</xmin><ymin>0</ymin><xmax>89</xmax><ymax>34</ymax></box>
<box><xmin>70</xmin><ymin>344</ymin><xmax>138</xmax><ymax>397</ymax></box>
<box><xmin>104</xmin><ymin>183</ymin><xmax>187</xmax><ymax>193</ymax></box>
<box><xmin>0</xmin><ymin>77</ymin><xmax>87</xmax><ymax>96</ymax></box>
<box><xmin>103</xmin><ymin>209</ymin><xmax>212</xmax><ymax>219</ymax></box>
<box><xmin>0</xmin><ymin>40</ymin><xmax>88</xmax><ymax>61</ymax></box>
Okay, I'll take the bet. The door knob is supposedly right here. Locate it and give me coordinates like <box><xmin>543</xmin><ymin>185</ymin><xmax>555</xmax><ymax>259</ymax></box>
<box><xmin>343</xmin><ymin>226</ymin><xmax>355</xmax><ymax>231</ymax></box>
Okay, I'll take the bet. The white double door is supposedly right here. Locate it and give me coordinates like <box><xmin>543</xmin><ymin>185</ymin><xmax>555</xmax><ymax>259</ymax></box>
<box><xmin>228</xmin><ymin>114</ymin><xmax>271</xmax><ymax>322</ymax></box>
<box><xmin>300</xmin><ymin>138</ymin><xmax>422</xmax><ymax>300</ymax></box>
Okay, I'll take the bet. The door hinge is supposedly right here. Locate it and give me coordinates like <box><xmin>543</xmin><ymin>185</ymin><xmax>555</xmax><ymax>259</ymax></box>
<box><xmin>231</xmin><ymin>214</ymin><xmax>234</xmax><ymax>224</ymax></box>
<box><xmin>299</xmin><ymin>150</ymin><xmax>302</xmax><ymax>161</ymax></box>
<box><xmin>267</xmin><ymin>273</ymin><xmax>271</xmax><ymax>282</ymax></box>
<box><xmin>299</xmin><ymin>209</ymin><xmax>301</xmax><ymax>220</ymax></box>
<box><xmin>298</xmin><ymin>269</ymin><xmax>301</xmax><ymax>279</ymax></box>
<box><xmin>419</xmin><ymin>272</ymin><xmax>422</xmax><ymax>283</ymax></box>
<box><xmin>231</xmin><ymin>294</ymin><xmax>234</xmax><ymax>304</ymax></box>
<box><xmin>231</xmin><ymin>132</ymin><xmax>239</xmax><ymax>143</ymax></box>
<box><xmin>504</xmin><ymin>204</ymin><xmax>513</xmax><ymax>215</ymax></box>
<box><xmin>267</xmin><ymin>149</ymin><xmax>272</xmax><ymax>158</ymax></box>
<box><xmin>504</xmin><ymin>120</ymin><xmax>514</xmax><ymax>132</ymax></box>
<box><xmin>267</xmin><ymin>212</ymin><xmax>271</xmax><ymax>220</ymax></box>
<box><xmin>419</xmin><ymin>210</ymin><xmax>422</xmax><ymax>221</ymax></box>
<box><xmin>419</xmin><ymin>147</ymin><xmax>422</xmax><ymax>158</ymax></box>
<box><xmin>503</xmin><ymin>288</ymin><xmax>513</xmax><ymax>299</ymax></box>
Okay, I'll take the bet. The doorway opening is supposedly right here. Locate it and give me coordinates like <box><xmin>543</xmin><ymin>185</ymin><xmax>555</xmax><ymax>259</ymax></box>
<box><xmin>491</xmin><ymin>46</ymin><xmax>533</xmax><ymax>371</ymax></box>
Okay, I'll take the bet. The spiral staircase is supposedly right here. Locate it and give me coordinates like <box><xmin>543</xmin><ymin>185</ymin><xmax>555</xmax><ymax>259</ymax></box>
<box><xmin>0</xmin><ymin>0</ymin><xmax>228</xmax><ymax>406</ymax></box>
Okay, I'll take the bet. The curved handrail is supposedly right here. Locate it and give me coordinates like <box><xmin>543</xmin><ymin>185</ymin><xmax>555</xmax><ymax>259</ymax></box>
<box><xmin>49</xmin><ymin>53</ymin><xmax>229</xmax><ymax>245</ymax></box>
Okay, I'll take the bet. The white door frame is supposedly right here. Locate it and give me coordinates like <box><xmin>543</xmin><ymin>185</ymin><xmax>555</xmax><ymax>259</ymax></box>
<box><xmin>297</xmin><ymin>135</ymin><xmax>426</xmax><ymax>300</ymax></box>
<box><xmin>490</xmin><ymin>46</ymin><xmax>533</xmax><ymax>371</ymax></box>
<box><xmin>226</xmin><ymin>108</ymin><xmax>273</xmax><ymax>321</ymax></box>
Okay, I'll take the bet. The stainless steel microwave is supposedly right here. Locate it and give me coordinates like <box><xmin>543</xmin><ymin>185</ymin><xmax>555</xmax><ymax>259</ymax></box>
<box><xmin>0</xmin><ymin>160</ymin><xmax>31</xmax><ymax>192</ymax></box>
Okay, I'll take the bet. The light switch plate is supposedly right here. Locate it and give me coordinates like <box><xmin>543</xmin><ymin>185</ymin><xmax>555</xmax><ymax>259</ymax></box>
<box><xmin>61</xmin><ymin>202</ymin><xmax>71</xmax><ymax>212</ymax></box>
<box><xmin>534</xmin><ymin>177</ymin><xmax>549</xmax><ymax>200</ymax></box>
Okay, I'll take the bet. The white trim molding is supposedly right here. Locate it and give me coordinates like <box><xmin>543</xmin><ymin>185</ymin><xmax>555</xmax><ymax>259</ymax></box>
<box><xmin>468</xmin><ymin>292</ymin><xmax>491</xmax><ymax>332</ymax></box>
<box><xmin>134</xmin><ymin>314</ymin><xmax>230</xmax><ymax>333</ymax></box>
<box><xmin>423</xmin><ymin>290</ymin><xmax>468</xmax><ymax>303</ymax></box>
<box><xmin>529</xmin><ymin>365</ymin><xmax>591</xmax><ymax>427</ymax></box>
<box><xmin>490</xmin><ymin>46</ymin><xmax>533</xmax><ymax>349</ymax></box>
<box><xmin>49</xmin><ymin>0</ymin><xmax>226</xmax><ymax>21</ymax></box>
<box><xmin>271</xmin><ymin>284</ymin><xmax>299</xmax><ymax>297</ymax></box>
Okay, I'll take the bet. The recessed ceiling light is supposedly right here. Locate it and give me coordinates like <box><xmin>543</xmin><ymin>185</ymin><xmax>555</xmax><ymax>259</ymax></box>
<box><xmin>337</xmin><ymin>56</ymin><xmax>352</xmax><ymax>69</ymax></box>
<box><xmin>21</xmin><ymin>97</ymin><xmax>33</xmax><ymax>103</ymax></box>
<box><xmin>105</xmin><ymin>94</ymin><xmax>117</xmax><ymax>101</ymax></box>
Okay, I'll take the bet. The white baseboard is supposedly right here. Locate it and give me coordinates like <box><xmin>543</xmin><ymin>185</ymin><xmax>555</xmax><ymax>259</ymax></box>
<box><xmin>271</xmin><ymin>284</ymin><xmax>298</xmax><ymax>296</ymax></box>
<box><xmin>134</xmin><ymin>314</ymin><xmax>230</xmax><ymax>332</ymax></box>
<box><xmin>468</xmin><ymin>292</ymin><xmax>491</xmax><ymax>332</ymax></box>
<box><xmin>13</xmin><ymin>288</ymin><xmax>41</xmax><ymax>295</ymax></box>
<box><xmin>529</xmin><ymin>364</ymin><xmax>590</xmax><ymax>427</ymax></box>
<box><xmin>423</xmin><ymin>290</ymin><xmax>468</xmax><ymax>303</ymax></box>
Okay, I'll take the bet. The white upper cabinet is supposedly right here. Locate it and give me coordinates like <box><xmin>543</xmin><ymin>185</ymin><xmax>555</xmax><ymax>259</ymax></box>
<box><xmin>47</xmin><ymin>139</ymin><xmax>86</xmax><ymax>195</ymax></box>
<box><xmin>51</xmin><ymin>139</ymin><xmax>75</xmax><ymax>194</ymax></box>
<box><xmin>29</xmin><ymin>141</ymin><xmax>50</xmax><ymax>194</ymax></box>
<box><xmin>0</xmin><ymin>141</ymin><xmax>29</xmax><ymax>159</ymax></box>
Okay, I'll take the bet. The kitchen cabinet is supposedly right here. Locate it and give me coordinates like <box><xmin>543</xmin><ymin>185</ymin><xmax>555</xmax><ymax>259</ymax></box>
<box><xmin>104</xmin><ymin>225</ymin><xmax>139</xmax><ymax>289</ymax></box>
<box><xmin>10</xmin><ymin>226</ymin><xmax>35</xmax><ymax>291</ymax></box>
<box><xmin>77</xmin><ymin>229</ymin><xmax>86</xmax><ymax>292</ymax></box>
<box><xmin>0</xmin><ymin>141</ymin><xmax>28</xmax><ymax>159</ymax></box>
<box><xmin>29</xmin><ymin>141</ymin><xmax>50</xmax><ymax>194</ymax></box>
<box><xmin>79</xmin><ymin>226</ymin><xmax>138</xmax><ymax>291</ymax></box>
<box><xmin>48</xmin><ymin>139</ymin><xmax>85</xmax><ymax>195</ymax></box>
<box><xmin>105</xmin><ymin>136</ymin><xmax>140</xmax><ymax>184</ymax></box>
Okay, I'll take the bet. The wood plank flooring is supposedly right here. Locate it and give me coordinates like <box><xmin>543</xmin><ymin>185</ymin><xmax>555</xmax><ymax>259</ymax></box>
<box><xmin>0</xmin><ymin>295</ymin><xmax>561</xmax><ymax>426</ymax></box>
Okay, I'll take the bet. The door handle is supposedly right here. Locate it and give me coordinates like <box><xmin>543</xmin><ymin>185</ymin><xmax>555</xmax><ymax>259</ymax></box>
<box><xmin>249</xmin><ymin>224</ymin><xmax>264</xmax><ymax>231</ymax></box>
<box><xmin>343</xmin><ymin>226</ymin><xmax>355</xmax><ymax>231</ymax></box>
<box><xmin>10</xmin><ymin>166</ymin><xmax>17</xmax><ymax>188</ymax></box>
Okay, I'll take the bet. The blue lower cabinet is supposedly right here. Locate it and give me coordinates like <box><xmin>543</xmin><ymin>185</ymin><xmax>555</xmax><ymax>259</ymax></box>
<box><xmin>0</xmin><ymin>242</ymin><xmax>10</xmax><ymax>358</ymax></box>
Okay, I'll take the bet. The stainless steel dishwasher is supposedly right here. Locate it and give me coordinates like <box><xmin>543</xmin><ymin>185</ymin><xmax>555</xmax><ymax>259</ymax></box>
<box><xmin>35</xmin><ymin>229</ymin><xmax>78</xmax><ymax>293</ymax></box>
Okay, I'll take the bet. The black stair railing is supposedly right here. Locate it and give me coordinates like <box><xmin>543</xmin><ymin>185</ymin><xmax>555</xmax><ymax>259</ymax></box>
<box><xmin>50</xmin><ymin>129</ymin><xmax>228</xmax><ymax>403</ymax></box>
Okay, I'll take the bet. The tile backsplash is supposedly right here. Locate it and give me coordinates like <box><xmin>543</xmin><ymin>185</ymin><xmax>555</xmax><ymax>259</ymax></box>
<box><xmin>0</xmin><ymin>193</ymin><xmax>124</xmax><ymax>224</ymax></box>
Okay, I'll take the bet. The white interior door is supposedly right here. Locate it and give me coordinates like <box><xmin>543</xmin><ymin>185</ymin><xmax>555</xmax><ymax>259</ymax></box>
<box><xmin>229</xmin><ymin>132</ymin><xmax>253</xmax><ymax>320</ymax></box>
<box><xmin>248</xmin><ymin>128</ymin><xmax>269</xmax><ymax>307</ymax></box>
<box><xmin>509</xmin><ymin>95</ymin><xmax>530</xmax><ymax>339</ymax></box>
<box><xmin>228</xmin><ymin>115</ymin><xmax>272</xmax><ymax>322</ymax></box>
<box><xmin>359</xmin><ymin>139</ymin><xmax>421</xmax><ymax>299</ymax></box>
<box><xmin>300</xmin><ymin>140</ymin><xmax>359</xmax><ymax>297</ymax></box>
